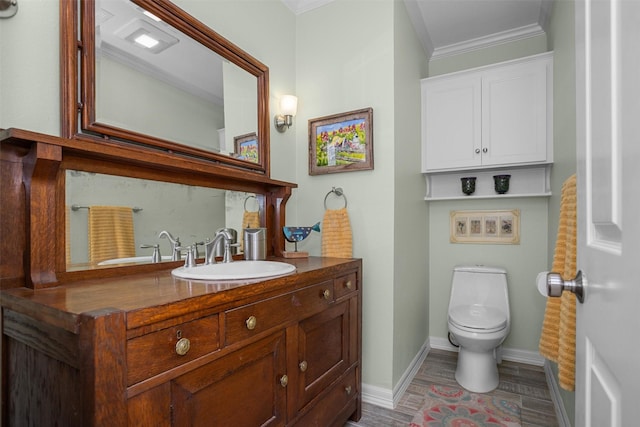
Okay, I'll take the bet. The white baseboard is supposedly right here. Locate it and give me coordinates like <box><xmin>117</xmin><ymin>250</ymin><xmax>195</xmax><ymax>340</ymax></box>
<box><xmin>544</xmin><ymin>360</ymin><xmax>572</xmax><ymax>427</ymax></box>
<box><xmin>391</xmin><ymin>341</ymin><xmax>430</xmax><ymax>408</ymax></box>
<box><xmin>360</xmin><ymin>339</ymin><xmax>430</xmax><ymax>410</ymax></box>
<box><xmin>360</xmin><ymin>337</ymin><xmax>546</xmax><ymax>410</ymax></box>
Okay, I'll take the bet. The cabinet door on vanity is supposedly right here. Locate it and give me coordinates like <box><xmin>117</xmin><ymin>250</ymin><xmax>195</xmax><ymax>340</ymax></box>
<box><xmin>296</xmin><ymin>301</ymin><xmax>351</xmax><ymax>410</ymax></box>
<box><xmin>171</xmin><ymin>332</ymin><xmax>287</xmax><ymax>427</ymax></box>
<box><xmin>481</xmin><ymin>59</ymin><xmax>549</xmax><ymax>166</ymax></box>
<box><xmin>421</xmin><ymin>74</ymin><xmax>482</xmax><ymax>171</ymax></box>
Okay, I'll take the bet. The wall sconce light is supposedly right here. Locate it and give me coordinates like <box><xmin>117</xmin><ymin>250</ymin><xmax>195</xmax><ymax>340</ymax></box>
<box><xmin>0</xmin><ymin>0</ymin><xmax>19</xmax><ymax>19</ymax></box>
<box><xmin>274</xmin><ymin>95</ymin><xmax>298</xmax><ymax>133</ymax></box>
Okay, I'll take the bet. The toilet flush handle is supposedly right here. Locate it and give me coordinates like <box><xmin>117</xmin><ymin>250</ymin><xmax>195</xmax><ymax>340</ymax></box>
<box><xmin>538</xmin><ymin>270</ymin><xmax>585</xmax><ymax>303</ymax></box>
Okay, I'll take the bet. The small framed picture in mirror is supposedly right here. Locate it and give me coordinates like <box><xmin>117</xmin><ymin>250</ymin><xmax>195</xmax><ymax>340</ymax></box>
<box><xmin>234</xmin><ymin>133</ymin><xmax>259</xmax><ymax>164</ymax></box>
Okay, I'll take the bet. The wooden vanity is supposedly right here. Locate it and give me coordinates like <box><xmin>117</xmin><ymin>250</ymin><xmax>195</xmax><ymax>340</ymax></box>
<box><xmin>0</xmin><ymin>127</ymin><xmax>363</xmax><ymax>426</ymax></box>
<box><xmin>1</xmin><ymin>256</ymin><xmax>361</xmax><ymax>426</ymax></box>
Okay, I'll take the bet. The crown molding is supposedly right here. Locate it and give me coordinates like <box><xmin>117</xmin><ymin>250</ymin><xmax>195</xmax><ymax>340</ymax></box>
<box><xmin>430</xmin><ymin>23</ymin><xmax>546</xmax><ymax>60</ymax></box>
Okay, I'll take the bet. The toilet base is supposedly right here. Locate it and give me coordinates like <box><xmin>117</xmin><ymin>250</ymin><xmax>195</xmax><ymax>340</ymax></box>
<box><xmin>455</xmin><ymin>347</ymin><xmax>499</xmax><ymax>393</ymax></box>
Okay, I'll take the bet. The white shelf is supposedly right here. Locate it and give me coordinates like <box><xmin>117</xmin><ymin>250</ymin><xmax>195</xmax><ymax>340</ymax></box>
<box><xmin>424</xmin><ymin>164</ymin><xmax>552</xmax><ymax>201</ymax></box>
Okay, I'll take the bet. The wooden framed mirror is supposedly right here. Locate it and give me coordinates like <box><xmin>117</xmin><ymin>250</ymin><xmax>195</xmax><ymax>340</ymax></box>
<box><xmin>60</xmin><ymin>0</ymin><xmax>271</xmax><ymax>175</ymax></box>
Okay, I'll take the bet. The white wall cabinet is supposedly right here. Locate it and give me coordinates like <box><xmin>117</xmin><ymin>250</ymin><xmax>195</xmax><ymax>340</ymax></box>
<box><xmin>421</xmin><ymin>52</ymin><xmax>553</xmax><ymax>199</ymax></box>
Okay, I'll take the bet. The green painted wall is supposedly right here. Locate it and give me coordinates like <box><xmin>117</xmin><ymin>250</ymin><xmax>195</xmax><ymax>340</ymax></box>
<box><xmin>0</xmin><ymin>0</ymin><xmax>60</xmax><ymax>134</ymax></box>
<box><xmin>295</xmin><ymin>0</ymin><xmax>428</xmax><ymax>392</ymax></box>
<box><xmin>392</xmin><ymin>0</ymin><xmax>430</xmax><ymax>388</ymax></box>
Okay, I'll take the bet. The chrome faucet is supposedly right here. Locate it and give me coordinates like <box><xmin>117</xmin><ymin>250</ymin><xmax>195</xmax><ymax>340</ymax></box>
<box><xmin>204</xmin><ymin>230</ymin><xmax>234</xmax><ymax>265</ymax></box>
<box><xmin>158</xmin><ymin>230</ymin><xmax>181</xmax><ymax>261</ymax></box>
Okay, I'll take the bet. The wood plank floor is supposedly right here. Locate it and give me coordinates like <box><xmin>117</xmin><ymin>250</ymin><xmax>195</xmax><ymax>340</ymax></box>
<box><xmin>347</xmin><ymin>349</ymin><xmax>560</xmax><ymax>427</ymax></box>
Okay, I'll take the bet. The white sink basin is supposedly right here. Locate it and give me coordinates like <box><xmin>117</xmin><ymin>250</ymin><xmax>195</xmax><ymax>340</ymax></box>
<box><xmin>171</xmin><ymin>260</ymin><xmax>296</xmax><ymax>281</ymax></box>
<box><xmin>98</xmin><ymin>255</ymin><xmax>173</xmax><ymax>265</ymax></box>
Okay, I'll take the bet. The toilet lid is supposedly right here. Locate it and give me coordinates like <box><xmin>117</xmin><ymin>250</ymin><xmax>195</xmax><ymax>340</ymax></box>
<box><xmin>449</xmin><ymin>305</ymin><xmax>507</xmax><ymax>332</ymax></box>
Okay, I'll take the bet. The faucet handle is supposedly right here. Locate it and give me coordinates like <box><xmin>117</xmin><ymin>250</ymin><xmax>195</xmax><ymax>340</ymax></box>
<box><xmin>222</xmin><ymin>242</ymin><xmax>240</xmax><ymax>263</ymax></box>
<box><xmin>140</xmin><ymin>244</ymin><xmax>161</xmax><ymax>263</ymax></box>
<box><xmin>192</xmin><ymin>241</ymin><xmax>204</xmax><ymax>259</ymax></box>
<box><xmin>176</xmin><ymin>245</ymin><xmax>196</xmax><ymax>268</ymax></box>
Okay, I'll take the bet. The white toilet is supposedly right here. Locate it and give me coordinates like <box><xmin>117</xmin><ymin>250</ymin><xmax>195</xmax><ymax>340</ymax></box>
<box><xmin>447</xmin><ymin>265</ymin><xmax>510</xmax><ymax>393</ymax></box>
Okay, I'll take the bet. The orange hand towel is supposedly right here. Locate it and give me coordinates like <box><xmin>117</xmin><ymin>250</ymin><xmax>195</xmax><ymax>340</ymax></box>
<box><xmin>539</xmin><ymin>174</ymin><xmax>577</xmax><ymax>391</ymax></box>
<box><xmin>321</xmin><ymin>207</ymin><xmax>353</xmax><ymax>258</ymax></box>
<box><xmin>88</xmin><ymin>206</ymin><xmax>136</xmax><ymax>264</ymax></box>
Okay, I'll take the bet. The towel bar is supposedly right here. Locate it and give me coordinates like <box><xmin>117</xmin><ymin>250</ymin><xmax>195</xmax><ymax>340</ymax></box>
<box><xmin>71</xmin><ymin>204</ymin><xmax>143</xmax><ymax>213</ymax></box>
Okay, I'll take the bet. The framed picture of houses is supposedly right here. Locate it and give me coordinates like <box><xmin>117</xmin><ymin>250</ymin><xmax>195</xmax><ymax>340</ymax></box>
<box><xmin>234</xmin><ymin>132</ymin><xmax>259</xmax><ymax>164</ymax></box>
<box><xmin>308</xmin><ymin>108</ymin><xmax>374</xmax><ymax>175</ymax></box>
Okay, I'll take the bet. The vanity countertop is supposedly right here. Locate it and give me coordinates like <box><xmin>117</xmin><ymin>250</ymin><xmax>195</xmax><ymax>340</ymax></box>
<box><xmin>0</xmin><ymin>257</ymin><xmax>361</xmax><ymax>333</ymax></box>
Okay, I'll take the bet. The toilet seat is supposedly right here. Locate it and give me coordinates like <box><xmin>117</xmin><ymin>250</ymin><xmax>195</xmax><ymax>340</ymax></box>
<box><xmin>448</xmin><ymin>305</ymin><xmax>507</xmax><ymax>333</ymax></box>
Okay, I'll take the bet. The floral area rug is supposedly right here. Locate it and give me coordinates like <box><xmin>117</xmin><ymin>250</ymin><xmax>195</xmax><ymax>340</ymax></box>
<box><xmin>409</xmin><ymin>384</ymin><xmax>522</xmax><ymax>427</ymax></box>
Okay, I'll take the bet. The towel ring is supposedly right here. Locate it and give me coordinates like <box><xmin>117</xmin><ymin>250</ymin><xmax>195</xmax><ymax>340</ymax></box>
<box><xmin>324</xmin><ymin>187</ymin><xmax>347</xmax><ymax>210</ymax></box>
<box><xmin>244</xmin><ymin>195</ymin><xmax>259</xmax><ymax>212</ymax></box>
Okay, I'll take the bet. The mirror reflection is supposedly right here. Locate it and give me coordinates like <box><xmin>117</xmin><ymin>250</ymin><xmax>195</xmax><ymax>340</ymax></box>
<box><xmin>93</xmin><ymin>0</ymin><xmax>258</xmax><ymax>158</ymax></box>
<box><xmin>66</xmin><ymin>170</ymin><xmax>259</xmax><ymax>270</ymax></box>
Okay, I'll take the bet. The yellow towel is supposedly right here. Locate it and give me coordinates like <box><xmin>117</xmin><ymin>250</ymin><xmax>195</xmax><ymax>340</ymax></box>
<box><xmin>88</xmin><ymin>206</ymin><xmax>136</xmax><ymax>264</ymax></box>
<box><xmin>539</xmin><ymin>174</ymin><xmax>577</xmax><ymax>391</ymax></box>
<box><xmin>321</xmin><ymin>207</ymin><xmax>353</xmax><ymax>258</ymax></box>
<box><xmin>242</xmin><ymin>210</ymin><xmax>260</xmax><ymax>229</ymax></box>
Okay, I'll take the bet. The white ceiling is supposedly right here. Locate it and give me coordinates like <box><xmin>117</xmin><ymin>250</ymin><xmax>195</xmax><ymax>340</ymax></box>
<box><xmin>281</xmin><ymin>0</ymin><xmax>554</xmax><ymax>59</ymax></box>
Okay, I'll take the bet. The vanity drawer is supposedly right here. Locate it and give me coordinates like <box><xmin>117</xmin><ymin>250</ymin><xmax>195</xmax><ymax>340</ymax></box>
<box><xmin>225</xmin><ymin>281</ymin><xmax>334</xmax><ymax>345</ymax></box>
<box><xmin>127</xmin><ymin>315</ymin><xmax>219</xmax><ymax>385</ymax></box>
<box><xmin>334</xmin><ymin>272</ymin><xmax>357</xmax><ymax>299</ymax></box>
<box><xmin>292</xmin><ymin>368</ymin><xmax>358</xmax><ymax>427</ymax></box>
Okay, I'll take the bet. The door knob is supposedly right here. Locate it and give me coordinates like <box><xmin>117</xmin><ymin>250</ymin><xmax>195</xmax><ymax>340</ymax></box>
<box><xmin>538</xmin><ymin>270</ymin><xmax>585</xmax><ymax>303</ymax></box>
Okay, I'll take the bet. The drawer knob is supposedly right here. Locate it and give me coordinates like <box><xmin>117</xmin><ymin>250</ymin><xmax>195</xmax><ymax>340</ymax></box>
<box><xmin>299</xmin><ymin>361</ymin><xmax>308</xmax><ymax>372</ymax></box>
<box><xmin>475</xmin><ymin>148</ymin><xmax>481</xmax><ymax>154</ymax></box>
<box><xmin>280</xmin><ymin>375</ymin><xmax>289</xmax><ymax>387</ymax></box>
<box><xmin>246</xmin><ymin>315</ymin><xmax>257</xmax><ymax>330</ymax></box>
<box><xmin>345</xmin><ymin>280</ymin><xmax>352</xmax><ymax>290</ymax></box>
<box><xmin>345</xmin><ymin>385</ymin><xmax>352</xmax><ymax>395</ymax></box>
<box><xmin>323</xmin><ymin>289</ymin><xmax>331</xmax><ymax>300</ymax></box>
<box><xmin>175</xmin><ymin>337</ymin><xmax>191</xmax><ymax>356</ymax></box>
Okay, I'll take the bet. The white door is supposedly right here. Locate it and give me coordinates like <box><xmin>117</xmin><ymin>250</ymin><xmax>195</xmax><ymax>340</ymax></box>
<box><xmin>575</xmin><ymin>0</ymin><xmax>640</xmax><ymax>425</ymax></box>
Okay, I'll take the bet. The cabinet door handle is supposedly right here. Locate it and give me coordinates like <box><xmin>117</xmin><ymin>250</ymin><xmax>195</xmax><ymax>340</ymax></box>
<box><xmin>345</xmin><ymin>280</ymin><xmax>352</xmax><ymax>290</ymax></box>
<box><xmin>280</xmin><ymin>375</ymin><xmax>289</xmax><ymax>387</ymax></box>
<box><xmin>299</xmin><ymin>361</ymin><xmax>308</xmax><ymax>372</ymax></box>
<box><xmin>175</xmin><ymin>337</ymin><xmax>191</xmax><ymax>356</ymax></box>
<box><xmin>322</xmin><ymin>289</ymin><xmax>331</xmax><ymax>300</ymax></box>
<box><xmin>482</xmin><ymin>147</ymin><xmax>488</xmax><ymax>153</ymax></box>
<box><xmin>246</xmin><ymin>315</ymin><xmax>257</xmax><ymax>330</ymax></box>
<box><xmin>345</xmin><ymin>385</ymin><xmax>352</xmax><ymax>395</ymax></box>
<box><xmin>475</xmin><ymin>148</ymin><xmax>481</xmax><ymax>154</ymax></box>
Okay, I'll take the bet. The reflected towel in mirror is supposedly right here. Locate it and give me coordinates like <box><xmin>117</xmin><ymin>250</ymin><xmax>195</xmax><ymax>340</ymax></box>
<box><xmin>88</xmin><ymin>206</ymin><xmax>136</xmax><ymax>264</ymax></box>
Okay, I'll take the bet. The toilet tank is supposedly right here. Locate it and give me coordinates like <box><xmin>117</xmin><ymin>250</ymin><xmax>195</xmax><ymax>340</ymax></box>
<box><xmin>449</xmin><ymin>265</ymin><xmax>509</xmax><ymax>315</ymax></box>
